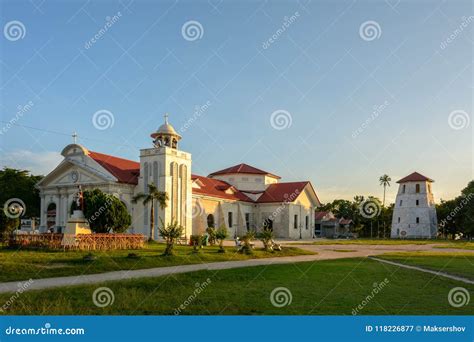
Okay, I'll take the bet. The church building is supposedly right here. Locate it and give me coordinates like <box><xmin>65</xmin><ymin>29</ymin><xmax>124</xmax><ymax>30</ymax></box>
<box><xmin>36</xmin><ymin>116</ymin><xmax>321</xmax><ymax>240</ymax></box>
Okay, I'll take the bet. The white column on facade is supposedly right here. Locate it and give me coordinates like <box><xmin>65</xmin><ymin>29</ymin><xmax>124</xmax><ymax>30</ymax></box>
<box><xmin>40</xmin><ymin>194</ymin><xmax>46</xmax><ymax>228</ymax></box>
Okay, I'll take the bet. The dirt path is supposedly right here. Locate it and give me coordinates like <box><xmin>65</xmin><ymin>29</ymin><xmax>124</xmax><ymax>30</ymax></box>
<box><xmin>0</xmin><ymin>242</ymin><xmax>471</xmax><ymax>294</ymax></box>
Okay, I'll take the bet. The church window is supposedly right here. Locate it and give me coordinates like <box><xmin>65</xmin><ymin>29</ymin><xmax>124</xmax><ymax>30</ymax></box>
<box><xmin>305</xmin><ymin>216</ymin><xmax>309</xmax><ymax>230</ymax></box>
<box><xmin>398</xmin><ymin>217</ymin><xmax>400</xmax><ymax>223</ymax></box>
<box><xmin>416</xmin><ymin>200</ymin><xmax>419</xmax><ymax>206</ymax></box>
<box><xmin>207</xmin><ymin>214</ymin><xmax>215</xmax><ymax>228</ymax></box>
<box><xmin>294</xmin><ymin>215</ymin><xmax>298</xmax><ymax>229</ymax></box>
<box><xmin>228</xmin><ymin>212</ymin><xmax>233</xmax><ymax>228</ymax></box>
<box><xmin>245</xmin><ymin>213</ymin><xmax>250</xmax><ymax>230</ymax></box>
<box><xmin>416</xmin><ymin>217</ymin><xmax>420</xmax><ymax>224</ymax></box>
<box><xmin>402</xmin><ymin>185</ymin><xmax>406</xmax><ymax>193</ymax></box>
<box><xmin>399</xmin><ymin>200</ymin><xmax>402</xmax><ymax>206</ymax></box>
<box><xmin>416</xmin><ymin>184</ymin><xmax>420</xmax><ymax>193</ymax></box>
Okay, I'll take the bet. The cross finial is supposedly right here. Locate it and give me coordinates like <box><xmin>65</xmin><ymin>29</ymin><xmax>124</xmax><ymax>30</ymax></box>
<box><xmin>72</xmin><ymin>131</ymin><xmax>78</xmax><ymax>144</ymax></box>
<box><xmin>164</xmin><ymin>113</ymin><xmax>169</xmax><ymax>124</ymax></box>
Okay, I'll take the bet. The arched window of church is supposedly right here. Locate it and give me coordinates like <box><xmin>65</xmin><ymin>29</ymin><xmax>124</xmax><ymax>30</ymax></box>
<box><xmin>207</xmin><ymin>214</ymin><xmax>215</xmax><ymax>228</ymax></box>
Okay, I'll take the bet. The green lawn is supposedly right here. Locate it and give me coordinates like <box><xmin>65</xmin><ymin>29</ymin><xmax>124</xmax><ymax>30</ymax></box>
<box><xmin>0</xmin><ymin>243</ymin><xmax>313</xmax><ymax>282</ymax></box>
<box><xmin>1</xmin><ymin>257</ymin><xmax>472</xmax><ymax>315</ymax></box>
<box><xmin>376</xmin><ymin>252</ymin><xmax>474</xmax><ymax>279</ymax></box>
<box><xmin>434</xmin><ymin>242</ymin><xmax>474</xmax><ymax>250</ymax></box>
<box><xmin>289</xmin><ymin>239</ymin><xmax>467</xmax><ymax>246</ymax></box>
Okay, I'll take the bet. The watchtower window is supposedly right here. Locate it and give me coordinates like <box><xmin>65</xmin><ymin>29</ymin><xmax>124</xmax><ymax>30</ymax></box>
<box><xmin>416</xmin><ymin>200</ymin><xmax>419</xmax><ymax>206</ymax></box>
<box><xmin>416</xmin><ymin>184</ymin><xmax>420</xmax><ymax>193</ymax></box>
<box><xmin>416</xmin><ymin>217</ymin><xmax>420</xmax><ymax>224</ymax></box>
<box><xmin>402</xmin><ymin>184</ymin><xmax>406</xmax><ymax>193</ymax></box>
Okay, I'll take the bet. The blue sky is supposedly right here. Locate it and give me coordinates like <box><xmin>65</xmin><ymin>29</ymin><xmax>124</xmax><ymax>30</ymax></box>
<box><xmin>0</xmin><ymin>0</ymin><xmax>472</xmax><ymax>203</ymax></box>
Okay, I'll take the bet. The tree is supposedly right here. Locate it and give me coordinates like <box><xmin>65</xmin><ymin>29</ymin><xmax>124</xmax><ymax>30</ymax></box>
<box><xmin>80</xmin><ymin>189</ymin><xmax>131</xmax><ymax>233</ymax></box>
<box><xmin>159</xmin><ymin>220</ymin><xmax>184</xmax><ymax>256</ymax></box>
<box><xmin>132</xmin><ymin>183</ymin><xmax>168</xmax><ymax>241</ymax></box>
<box><xmin>215</xmin><ymin>226</ymin><xmax>228</xmax><ymax>253</ymax></box>
<box><xmin>0</xmin><ymin>210</ymin><xmax>19</xmax><ymax>241</ymax></box>
<box><xmin>456</xmin><ymin>180</ymin><xmax>474</xmax><ymax>239</ymax></box>
<box><xmin>0</xmin><ymin>168</ymin><xmax>43</xmax><ymax>218</ymax></box>
<box><xmin>379</xmin><ymin>174</ymin><xmax>391</xmax><ymax>207</ymax></box>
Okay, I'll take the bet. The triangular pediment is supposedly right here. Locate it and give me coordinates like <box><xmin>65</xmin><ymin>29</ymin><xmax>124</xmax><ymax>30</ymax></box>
<box><xmin>37</xmin><ymin>159</ymin><xmax>117</xmax><ymax>188</ymax></box>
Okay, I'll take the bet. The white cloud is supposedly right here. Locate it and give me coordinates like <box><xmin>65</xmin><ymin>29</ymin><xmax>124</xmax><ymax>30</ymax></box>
<box><xmin>0</xmin><ymin>150</ymin><xmax>62</xmax><ymax>175</ymax></box>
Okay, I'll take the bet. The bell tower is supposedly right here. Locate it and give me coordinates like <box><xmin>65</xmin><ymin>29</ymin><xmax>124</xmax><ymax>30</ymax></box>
<box><xmin>391</xmin><ymin>172</ymin><xmax>438</xmax><ymax>239</ymax></box>
<box><xmin>135</xmin><ymin>114</ymin><xmax>192</xmax><ymax>240</ymax></box>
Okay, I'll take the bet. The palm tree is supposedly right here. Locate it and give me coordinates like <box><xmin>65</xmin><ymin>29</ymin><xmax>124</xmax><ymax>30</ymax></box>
<box><xmin>132</xmin><ymin>183</ymin><xmax>168</xmax><ymax>241</ymax></box>
<box><xmin>379</xmin><ymin>174</ymin><xmax>391</xmax><ymax>207</ymax></box>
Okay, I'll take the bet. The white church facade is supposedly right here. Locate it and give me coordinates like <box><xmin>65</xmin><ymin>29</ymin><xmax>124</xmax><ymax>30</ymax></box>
<box><xmin>391</xmin><ymin>172</ymin><xmax>438</xmax><ymax>239</ymax></box>
<box><xmin>36</xmin><ymin>116</ymin><xmax>321</xmax><ymax>240</ymax></box>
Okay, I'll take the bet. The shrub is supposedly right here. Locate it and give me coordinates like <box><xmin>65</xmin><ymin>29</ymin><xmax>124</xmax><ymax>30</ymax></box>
<box><xmin>190</xmin><ymin>234</ymin><xmax>203</xmax><ymax>253</ymax></box>
<box><xmin>215</xmin><ymin>226</ymin><xmax>229</xmax><ymax>253</ymax></box>
<box><xmin>159</xmin><ymin>220</ymin><xmax>184</xmax><ymax>256</ymax></box>
<box><xmin>239</xmin><ymin>231</ymin><xmax>255</xmax><ymax>255</ymax></box>
<box><xmin>206</xmin><ymin>227</ymin><xmax>217</xmax><ymax>246</ymax></box>
<box><xmin>258</xmin><ymin>228</ymin><xmax>274</xmax><ymax>251</ymax></box>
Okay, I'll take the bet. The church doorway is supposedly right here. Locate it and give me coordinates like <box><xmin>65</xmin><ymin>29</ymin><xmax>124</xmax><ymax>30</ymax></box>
<box><xmin>46</xmin><ymin>203</ymin><xmax>57</xmax><ymax>232</ymax></box>
<box><xmin>207</xmin><ymin>214</ymin><xmax>215</xmax><ymax>228</ymax></box>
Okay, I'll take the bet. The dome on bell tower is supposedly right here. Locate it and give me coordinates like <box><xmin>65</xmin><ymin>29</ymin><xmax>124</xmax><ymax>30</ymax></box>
<box><xmin>150</xmin><ymin>113</ymin><xmax>182</xmax><ymax>149</ymax></box>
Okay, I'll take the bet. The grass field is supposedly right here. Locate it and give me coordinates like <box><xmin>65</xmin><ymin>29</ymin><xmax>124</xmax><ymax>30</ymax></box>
<box><xmin>289</xmin><ymin>239</ymin><xmax>470</xmax><ymax>246</ymax></box>
<box><xmin>376</xmin><ymin>252</ymin><xmax>474</xmax><ymax>279</ymax></box>
<box><xmin>0</xmin><ymin>243</ymin><xmax>313</xmax><ymax>282</ymax></box>
<box><xmin>0</xmin><ymin>257</ymin><xmax>472</xmax><ymax>315</ymax></box>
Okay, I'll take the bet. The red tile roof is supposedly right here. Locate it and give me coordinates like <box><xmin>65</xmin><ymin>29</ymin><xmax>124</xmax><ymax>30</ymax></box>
<box><xmin>88</xmin><ymin>151</ymin><xmax>140</xmax><ymax>185</ymax></box>
<box><xmin>315</xmin><ymin>211</ymin><xmax>330</xmax><ymax>220</ymax></box>
<box><xmin>256</xmin><ymin>182</ymin><xmax>309</xmax><ymax>203</ymax></box>
<box><xmin>208</xmin><ymin>163</ymin><xmax>281</xmax><ymax>179</ymax></box>
<box><xmin>191</xmin><ymin>175</ymin><xmax>253</xmax><ymax>202</ymax></box>
<box><xmin>396</xmin><ymin>172</ymin><xmax>434</xmax><ymax>183</ymax></box>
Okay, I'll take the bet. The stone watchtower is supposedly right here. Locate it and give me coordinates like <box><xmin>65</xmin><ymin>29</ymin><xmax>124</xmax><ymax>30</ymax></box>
<box><xmin>391</xmin><ymin>172</ymin><xmax>438</xmax><ymax>239</ymax></box>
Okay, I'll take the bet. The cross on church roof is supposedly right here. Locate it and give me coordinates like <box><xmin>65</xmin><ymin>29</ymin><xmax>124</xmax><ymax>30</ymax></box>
<box><xmin>164</xmin><ymin>113</ymin><xmax>169</xmax><ymax>124</ymax></box>
<box><xmin>72</xmin><ymin>131</ymin><xmax>78</xmax><ymax>144</ymax></box>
